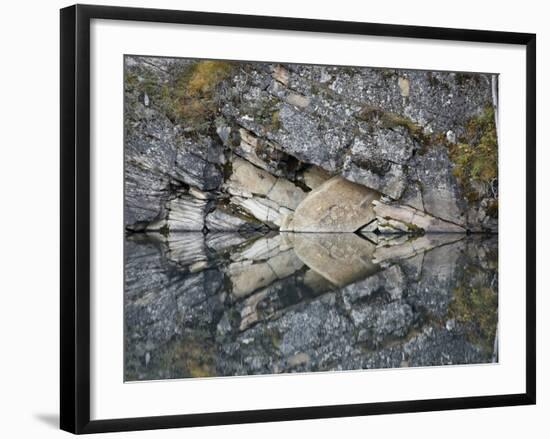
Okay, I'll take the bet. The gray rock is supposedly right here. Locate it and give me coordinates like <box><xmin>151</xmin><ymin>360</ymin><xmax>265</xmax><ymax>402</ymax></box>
<box><xmin>342</xmin><ymin>159</ymin><xmax>407</xmax><ymax>200</ymax></box>
<box><xmin>125</xmin><ymin>56</ymin><xmax>497</xmax><ymax>235</ymax></box>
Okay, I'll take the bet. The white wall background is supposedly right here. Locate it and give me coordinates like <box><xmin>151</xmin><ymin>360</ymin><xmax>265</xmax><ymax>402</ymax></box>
<box><xmin>0</xmin><ymin>0</ymin><xmax>546</xmax><ymax>437</ymax></box>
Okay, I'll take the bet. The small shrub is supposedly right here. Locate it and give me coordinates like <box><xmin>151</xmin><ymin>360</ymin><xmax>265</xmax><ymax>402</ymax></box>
<box><xmin>447</xmin><ymin>105</ymin><xmax>498</xmax><ymax>205</ymax></box>
<box><xmin>160</xmin><ymin>60</ymin><xmax>235</xmax><ymax>130</ymax></box>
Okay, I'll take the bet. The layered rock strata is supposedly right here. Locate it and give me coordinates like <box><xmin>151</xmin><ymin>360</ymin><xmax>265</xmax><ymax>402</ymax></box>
<box><xmin>125</xmin><ymin>56</ymin><xmax>499</xmax><ymax>234</ymax></box>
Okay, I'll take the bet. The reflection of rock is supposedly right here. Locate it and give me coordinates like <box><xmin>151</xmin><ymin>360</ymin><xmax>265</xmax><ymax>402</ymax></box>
<box><xmin>124</xmin><ymin>236</ymin><xmax>226</xmax><ymax>380</ymax></box>
<box><xmin>125</xmin><ymin>231</ymin><xmax>498</xmax><ymax>380</ymax></box>
<box><xmin>175</xmin><ymin>268</ymin><xmax>225</xmax><ymax>328</ymax></box>
<box><xmin>342</xmin><ymin>265</ymin><xmax>405</xmax><ymax>304</ymax></box>
<box><xmin>226</xmin><ymin>234</ymin><xmax>304</xmax><ymax>298</ymax></box>
<box><xmin>205</xmin><ymin>232</ymin><xmax>252</xmax><ymax>254</ymax></box>
<box><xmin>404</xmin><ymin>326</ymin><xmax>488</xmax><ymax>367</ymax></box>
<box><xmin>282</xmin><ymin>176</ymin><xmax>380</xmax><ymax>232</ymax></box>
<box><xmin>352</xmin><ymin>302</ymin><xmax>415</xmax><ymax>347</ymax></box>
<box><xmin>228</xmin><ymin>261</ymin><xmax>277</xmax><ymax>299</ymax></box>
<box><xmin>230</xmin><ymin>233</ymin><xmax>282</xmax><ymax>262</ymax></box>
<box><xmin>291</xmin><ymin>232</ymin><xmax>379</xmax><ymax>287</ymax></box>
<box><xmin>163</xmin><ymin>232</ymin><xmax>207</xmax><ymax>266</ymax></box>
<box><xmin>238</xmin><ymin>272</ymin><xmax>318</xmax><ymax>331</ymax></box>
<box><xmin>372</xmin><ymin>233</ymin><xmax>465</xmax><ymax>264</ymax></box>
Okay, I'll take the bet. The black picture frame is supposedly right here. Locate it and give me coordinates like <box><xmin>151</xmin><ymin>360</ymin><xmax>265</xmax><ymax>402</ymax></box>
<box><xmin>60</xmin><ymin>4</ymin><xmax>536</xmax><ymax>434</ymax></box>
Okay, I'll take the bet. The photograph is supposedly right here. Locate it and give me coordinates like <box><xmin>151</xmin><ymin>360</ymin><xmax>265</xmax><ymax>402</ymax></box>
<box><xmin>124</xmin><ymin>56</ymin><xmax>499</xmax><ymax>381</ymax></box>
<box><xmin>0</xmin><ymin>0</ymin><xmax>541</xmax><ymax>436</ymax></box>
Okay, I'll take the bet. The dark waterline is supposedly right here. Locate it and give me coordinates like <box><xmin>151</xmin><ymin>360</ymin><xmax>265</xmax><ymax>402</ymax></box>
<box><xmin>124</xmin><ymin>232</ymin><xmax>498</xmax><ymax>381</ymax></box>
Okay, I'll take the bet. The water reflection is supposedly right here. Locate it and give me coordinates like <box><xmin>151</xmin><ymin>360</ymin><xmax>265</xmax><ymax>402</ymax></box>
<box><xmin>124</xmin><ymin>232</ymin><xmax>498</xmax><ymax>381</ymax></box>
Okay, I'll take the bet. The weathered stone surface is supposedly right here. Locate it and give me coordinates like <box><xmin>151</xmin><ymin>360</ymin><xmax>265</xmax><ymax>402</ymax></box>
<box><xmin>267</xmin><ymin>178</ymin><xmax>307</xmax><ymax>210</ymax></box>
<box><xmin>410</xmin><ymin>146</ymin><xmax>466</xmax><ymax>225</ymax></box>
<box><xmin>302</xmin><ymin>165</ymin><xmax>331</xmax><ymax>190</ymax></box>
<box><xmin>372</xmin><ymin>200</ymin><xmax>465</xmax><ymax>233</ymax></box>
<box><xmin>285</xmin><ymin>92</ymin><xmax>310</xmax><ymax>108</ymax></box>
<box><xmin>221</xmin><ymin>128</ymin><xmax>301</xmax><ymax>179</ymax></box>
<box><xmin>124</xmin><ymin>108</ymin><xmax>177</xmax><ymax>228</ymax></box>
<box><xmin>348</xmin><ymin>129</ymin><xmax>415</xmax><ymax>165</ymax></box>
<box><xmin>146</xmin><ymin>195</ymin><xmax>208</xmax><ymax>232</ymax></box>
<box><xmin>205</xmin><ymin>206</ymin><xmax>264</xmax><ymax>232</ymax></box>
<box><xmin>230</xmin><ymin>196</ymin><xmax>290</xmax><ymax>228</ymax></box>
<box><xmin>223</xmin><ymin>157</ymin><xmax>305</xmax><ymax>227</ymax></box>
<box><xmin>125</xmin><ymin>57</ymin><xmax>498</xmax><ymax>232</ymax></box>
<box><xmin>272</xmin><ymin>64</ymin><xmax>289</xmax><ymax>86</ymax></box>
<box><xmin>284</xmin><ymin>176</ymin><xmax>380</xmax><ymax>232</ymax></box>
<box><xmin>226</xmin><ymin>156</ymin><xmax>276</xmax><ymax>196</ymax></box>
<box><xmin>342</xmin><ymin>159</ymin><xmax>407</xmax><ymax>200</ymax></box>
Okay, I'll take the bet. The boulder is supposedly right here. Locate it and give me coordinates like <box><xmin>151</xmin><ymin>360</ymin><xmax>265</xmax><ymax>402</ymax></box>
<box><xmin>282</xmin><ymin>176</ymin><xmax>380</xmax><ymax>232</ymax></box>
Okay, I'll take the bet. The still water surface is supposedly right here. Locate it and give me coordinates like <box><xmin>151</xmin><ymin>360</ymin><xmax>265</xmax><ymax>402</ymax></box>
<box><xmin>125</xmin><ymin>232</ymin><xmax>498</xmax><ymax>381</ymax></box>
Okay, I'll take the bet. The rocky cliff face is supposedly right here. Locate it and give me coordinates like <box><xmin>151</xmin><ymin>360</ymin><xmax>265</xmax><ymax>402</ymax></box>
<box><xmin>125</xmin><ymin>56</ymin><xmax>498</xmax><ymax>235</ymax></box>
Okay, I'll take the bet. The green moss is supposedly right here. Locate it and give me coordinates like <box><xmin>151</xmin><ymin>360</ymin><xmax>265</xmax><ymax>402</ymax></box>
<box><xmin>455</xmin><ymin>72</ymin><xmax>480</xmax><ymax>87</ymax></box>
<box><xmin>486</xmin><ymin>199</ymin><xmax>499</xmax><ymax>218</ymax></box>
<box><xmin>126</xmin><ymin>68</ymin><xmax>161</xmax><ymax>98</ymax></box>
<box><xmin>270</xmin><ymin>110</ymin><xmax>281</xmax><ymax>131</ymax></box>
<box><xmin>157</xmin><ymin>60</ymin><xmax>235</xmax><ymax>131</ymax></box>
<box><xmin>124</xmin><ymin>71</ymin><xmax>139</xmax><ymax>91</ymax></box>
<box><xmin>357</xmin><ymin>105</ymin><xmax>428</xmax><ymax>144</ymax></box>
<box><xmin>404</xmin><ymin>222</ymin><xmax>425</xmax><ymax>235</ymax></box>
<box><xmin>353</xmin><ymin>157</ymin><xmax>391</xmax><ymax>176</ymax></box>
<box><xmin>448</xmin><ymin>281</ymin><xmax>498</xmax><ymax>354</ymax></box>
<box><xmin>253</xmin><ymin>96</ymin><xmax>280</xmax><ymax>128</ymax></box>
<box><xmin>156</xmin><ymin>333</ymin><xmax>217</xmax><ymax>379</ymax></box>
<box><xmin>267</xmin><ymin>328</ymin><xmax>282</xmax><ymax>348</ymax></box>
<box><xmin>447</xmin><ymin>105</ymin><xmax>498</xmax><ymax>205</ymax></box>
<box><xmin>381</xmin><ymin>69</ymin><xmax>396</xmax><ymax>80</ymax></box>
<box><xmin>427</xmin><ymin>72</ymin><xmax>439</xmax><ymax>87</ymax></box>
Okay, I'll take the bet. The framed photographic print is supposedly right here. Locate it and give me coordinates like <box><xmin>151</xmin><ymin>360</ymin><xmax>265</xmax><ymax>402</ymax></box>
<box><xmin>60</xmin><ymin>4</ymin><xmax>536</xmax><ymax>434</ymax></box>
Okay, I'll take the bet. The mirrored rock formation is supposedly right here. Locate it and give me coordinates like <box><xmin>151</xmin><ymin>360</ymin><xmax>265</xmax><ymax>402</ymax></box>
<box><xmin>123</xmin><ymin>57</ymin><xmax>499</xmax><ymax>382</ymax></box>
<box><xmin>124</xmin><ymin>232</ymin><xmax>498</xmax><ymax>381</ymax></box>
